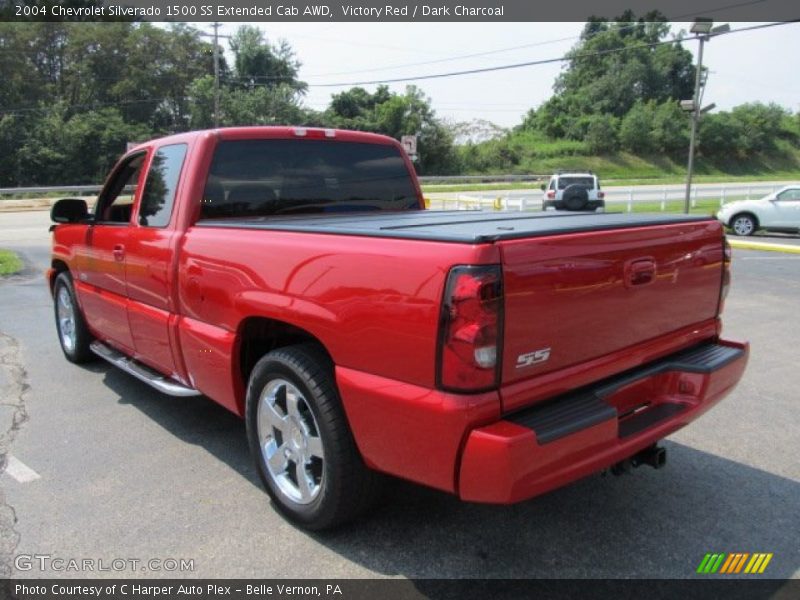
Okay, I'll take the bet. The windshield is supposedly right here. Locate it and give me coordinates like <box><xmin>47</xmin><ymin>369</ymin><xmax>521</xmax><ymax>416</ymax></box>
<box><xmin>201</xmin><ymin>139</ymin><xmax>420</xmax><ymax>219</ymax></box>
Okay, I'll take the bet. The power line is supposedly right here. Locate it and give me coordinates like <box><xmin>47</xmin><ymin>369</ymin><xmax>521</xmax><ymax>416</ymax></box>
<box><xmin>303</xmin><ymin>35</ymin><xmax>580</xmax><ymax>78</ymax></box>
<box><xmin>308</xmin><ymin>21</ymin><xmax>798</xmax><ymax>88</ymax></box>
<box><xmin>309</xmin><ymin>38</ymin><xmax>675</xmax><ymax>87</ymax></box>
<box><xmin>2</xmin><ymin>19</ymin><xmax>794</xmax><ymax>118</ymax></box>
<box><xmin>300</xmin><ymin>0</ymin><xmax>771</xmax><ymax>79</ymax></box>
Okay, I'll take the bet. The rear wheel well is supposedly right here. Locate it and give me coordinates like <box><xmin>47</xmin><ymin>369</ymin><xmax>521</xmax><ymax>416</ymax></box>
<box><xmin>49</xmin><ymin>259</ymin><xmax>69</xmax><ymax>292</ymax></box>
<box><xmin>237</xmin><ymin>317</ymin><xmax>331</xmax><ymax>392</ymax></box>
<box><xmin>730</xmin><ymin>212</ymin><xmax>759</xmax><ymax>229</ymax></box>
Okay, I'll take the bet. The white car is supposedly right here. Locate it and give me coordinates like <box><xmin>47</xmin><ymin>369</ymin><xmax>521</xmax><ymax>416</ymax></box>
<box><xmin>716</xmin><ymin>185</ymin><xmax>800</xmax><ymax>236</ymax></box>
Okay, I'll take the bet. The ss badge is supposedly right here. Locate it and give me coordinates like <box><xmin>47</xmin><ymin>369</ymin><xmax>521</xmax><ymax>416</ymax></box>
<box><xmin>516</xmin><ymin>347</ymin><xmax>551</xmax><ymax>369</ymax></box>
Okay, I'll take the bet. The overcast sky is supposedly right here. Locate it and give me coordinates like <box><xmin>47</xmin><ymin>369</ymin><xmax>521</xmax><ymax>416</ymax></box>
<box><xmin>206</xmin><ymin>21</ymin><xmax>800</xmax><ymax>129</ymax></box>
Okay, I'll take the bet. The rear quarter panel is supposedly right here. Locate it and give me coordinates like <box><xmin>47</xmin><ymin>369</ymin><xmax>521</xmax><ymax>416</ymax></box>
<box><xmin>176</xmin><ymin>226</ymin><xmax>499</xmax><ymax>412</ymax></box>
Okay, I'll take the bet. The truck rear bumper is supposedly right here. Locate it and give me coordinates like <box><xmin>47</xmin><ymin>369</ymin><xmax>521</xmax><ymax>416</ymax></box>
<box><xmin>458</xmin><ymin>339</ymin><xmax>748</xmax><ymax>503</ymax></box>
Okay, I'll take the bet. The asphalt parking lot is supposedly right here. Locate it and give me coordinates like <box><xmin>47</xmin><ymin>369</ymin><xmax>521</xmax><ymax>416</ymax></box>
<box><xmin>0</xmin><ymin>210</ymin><xmax>798</xmax><ymax>580</ymax></box>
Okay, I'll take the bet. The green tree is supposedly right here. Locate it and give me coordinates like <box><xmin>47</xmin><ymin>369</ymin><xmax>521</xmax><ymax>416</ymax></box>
<box><xmin>228</xmin><ymin>26</ymin><xmax>306</xmax><ymax>94</ymax></box>
<box><xmin>729</xmin><ymin>103</ymin><xmax>788</xmax><ymax>154</ymax></box>
<box><xmin>652</xmin><ymin>101</ymin><xmax>688</xmax><ymax>154</ymax></box>
<box><xmin>14</xmin><ymin>105</ymin><xmax>150</xmax><ymax>185</ymax></box>
<box><xmin>323</xmin><ymin>85</ymin><xmax>458</xmax><ymax>173</ymax></box>
<box><xmin>584</xmin><ymin>114</ymin><xmax>620</xmax><ymax>153</ymax></box>
<box><xmin>535</xmin><ymin>12</ymin><xmax>694</xmax><ymax>135</ymax></box>
<box><xmin>698</xmin><ymin>112</ymin><xmax>745</xmax><ymax>159</ymax></box>
<box><xmin>619</xmin><ymin>101</ymin><xmax>656</xmax><ymax>153</ymax></box>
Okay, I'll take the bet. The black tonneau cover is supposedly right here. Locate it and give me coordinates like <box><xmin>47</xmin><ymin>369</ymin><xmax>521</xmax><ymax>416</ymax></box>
<box><xmin>197</xmin><ymin>210</ymin><xmax>713</xmax><ymax>244</ymax></box>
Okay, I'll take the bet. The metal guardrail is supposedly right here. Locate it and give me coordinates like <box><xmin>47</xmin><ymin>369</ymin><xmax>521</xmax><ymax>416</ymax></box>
<box><xmin>0</xmin><ymin>176</ymin><xmax>548</xmax><ymax>195</ymax></box>
<box><xmin>2</xmin><ymin>180</ymin><xmax>793</xmax><ymax>215</ymax></box>
<box><xmin>0</xmin><ymin>185</ymin><xmax>101</xmax><ymax>196</ymax></box>
<box><xmin>418</xmin><ymin>174</ymin><xmax>547</xmax><ymax>185</ymax></box>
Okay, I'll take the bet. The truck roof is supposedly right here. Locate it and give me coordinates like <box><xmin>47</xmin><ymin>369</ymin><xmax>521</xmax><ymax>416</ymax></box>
<box><xmin>197</xmin><ymin>211</ymin><xmax>714</xmax><ymax>244</ymax></box>
<box><xmin>128</xmin><ymin>126</ymin><xmax>400</xmax><ymax>153</ymax></box>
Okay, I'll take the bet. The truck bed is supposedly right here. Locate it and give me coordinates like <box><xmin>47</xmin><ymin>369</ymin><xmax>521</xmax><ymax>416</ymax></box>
<box><xmin>197</xmin><ymin>210</ymin><xmax>713</xmax><ymax>243</ymax></box>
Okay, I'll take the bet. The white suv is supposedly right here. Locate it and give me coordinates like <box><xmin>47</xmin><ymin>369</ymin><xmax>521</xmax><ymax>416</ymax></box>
<box><xmin>541</xmin><ymin>171</ymin><xmax>605</xmax><ymax>212</ymax></box>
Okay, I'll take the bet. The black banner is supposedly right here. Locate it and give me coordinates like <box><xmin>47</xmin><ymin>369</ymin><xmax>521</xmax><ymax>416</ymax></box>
<box><xmin>1</xmin><ymin>0</ymin><xmax>799</xmax><ymax>22</ymax></box>
<box><xmin>3</xmin><ymin>579</ymin><xmax>800</xmax><ymax>600</ymax></box>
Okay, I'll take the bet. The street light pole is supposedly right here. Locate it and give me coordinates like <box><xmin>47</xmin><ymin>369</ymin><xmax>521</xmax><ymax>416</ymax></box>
<box><xmin>684</xmin><ymin>35</ymin><xmax>705</xmax><ymax>214</ymax></box>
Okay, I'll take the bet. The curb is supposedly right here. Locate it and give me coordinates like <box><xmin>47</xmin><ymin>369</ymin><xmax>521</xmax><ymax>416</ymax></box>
<box><xmin>729</xmin><ymin>239</ymin><xmax>800</xmax><ymax>254</ymax></box>
<box><xmin>0</xmin><ymin>198</ymin><xmax>58</xmax><ymax>213</ymax></box>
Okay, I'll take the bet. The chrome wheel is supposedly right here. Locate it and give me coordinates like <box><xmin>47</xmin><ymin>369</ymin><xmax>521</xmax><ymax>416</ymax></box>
<box><xmin>257</xmin><ymin>378</ymin><xmax>324</xmax><ymax>505</ymax></box>
<box><xmin>56</xmin><ymin>285</ymin><xmax>77</xmax><ymax>353</ymax></box>
<box><xmin>732</xmin><ymin>215</ymin><xmax>755</xmax><ymax>236</ymax></box>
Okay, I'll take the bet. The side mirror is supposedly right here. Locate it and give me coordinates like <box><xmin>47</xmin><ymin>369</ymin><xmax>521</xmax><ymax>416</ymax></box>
<box><xmin>540</xmin><ymin>184</ymin><xmax>546</xmax><ymax>191</ymax></box>
<box><xmin>51</xmin><ymin>198</ymin><xmax>90</xmax><ymax>224</ymax></box>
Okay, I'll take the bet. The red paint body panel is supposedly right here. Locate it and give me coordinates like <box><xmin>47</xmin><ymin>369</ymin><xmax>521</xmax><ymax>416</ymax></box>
<box><xmin>178</xmin><ymin>316</ymin><xmax>239</xmax><ymax>414</ymax></box>
<box><xmin>459</xmin><ymin>340</ymin><xmax>748</xmax><ymax>503</ymax></box>
<box><xmin>500</xmin><ymin>319</ymin><xmax>720</xmax><ymax>413</ymax></box>
<box><xmin>336</xmin><ymin>366</ymin><xmax>500</xmax><ymax>492</ymax></box>
<box><xmin>177</xmin><ymin>226</ymin><xmax>498</xmax><ymax>392</ymax></box>
<box><xmin>48</xmin><ymin>126</ymin><xmax>749</xmax><ymax>506</ymax></box>
<box><xmin>498</xmin><ymin>221</ymin><xmax>724</xmax><ymax>392</ymax></box>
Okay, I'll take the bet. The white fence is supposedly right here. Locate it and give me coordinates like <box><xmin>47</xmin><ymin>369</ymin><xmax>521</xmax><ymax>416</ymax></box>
<box><xmin>1</xmin><ymin>180</ymin><xmax>792</xmax><ymax>214</ymax></box>
<box><xmin>427</xmin><ymin>182</ymin><xmax>790</xmax><ymax>212</ymax></box>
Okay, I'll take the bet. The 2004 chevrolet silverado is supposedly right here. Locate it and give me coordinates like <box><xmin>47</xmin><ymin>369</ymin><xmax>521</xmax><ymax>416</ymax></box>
<box><xmin>48</xmin><ymin>127</ymin><xmax>748</xmax><ymax>529</ymax></box>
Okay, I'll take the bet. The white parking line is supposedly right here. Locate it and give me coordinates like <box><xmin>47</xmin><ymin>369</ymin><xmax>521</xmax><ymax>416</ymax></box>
<box><xmin>4</xmin><ymin>455</ymin><xmax>41</xmax><ymax>483</ymax></box>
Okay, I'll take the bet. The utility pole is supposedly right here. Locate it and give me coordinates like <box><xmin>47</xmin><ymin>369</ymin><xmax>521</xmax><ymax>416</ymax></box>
<box><xmin>200</xmin><ymin>23</ymin><xmax>230</xmax><ymax>128</ymax></box>
<box><xmin>682</xmin><ymin>18</ymin><xmax>729</xmax><ymax>214</ymax></box>
<box><xmin>212</xmin><ymin>21</ymin><xmax>221</xmax><ymax>128</ymax></box>
<box><xmin>683</xmin><ymin>36</ymin><xmax>705</xmax><ymax>214</ymax></box>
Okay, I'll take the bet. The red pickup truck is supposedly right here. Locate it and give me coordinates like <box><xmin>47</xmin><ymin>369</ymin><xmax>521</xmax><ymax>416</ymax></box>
<box><xmin>49</xmin><ymin>127</ymin><xmax>748</xmax><ymax>529</ymax></box>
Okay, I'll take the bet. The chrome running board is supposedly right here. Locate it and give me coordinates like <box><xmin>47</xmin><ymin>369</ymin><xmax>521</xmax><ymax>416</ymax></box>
<box><xmin>90</xmin><ymin>341</ymin><xmax>202</xmax><ymax>397</ymax></box>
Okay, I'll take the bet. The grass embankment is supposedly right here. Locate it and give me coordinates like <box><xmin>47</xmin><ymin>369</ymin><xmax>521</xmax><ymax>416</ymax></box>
<box><xmin>0</xmin><ymin>249</ymin><xmax>23</xmax><ymax>276</ymax></box>
<box><xmin>422</xmin><ymin>172</ymin><xmax>800</xmax><ymax>194</ymax></box>
<box><xmin>607</xmin><ymin>199</ymin><xmax>721</xmax><ymax>215</ymax></box>
<box><xmin>425</xmin><ymin>145</ymin><xmax>800</xmax><ymax>192</ymax></box>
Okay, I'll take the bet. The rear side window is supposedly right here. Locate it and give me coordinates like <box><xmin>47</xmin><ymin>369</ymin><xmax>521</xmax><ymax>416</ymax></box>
<box><xmin>139</xmin><ymin>144</ymin><xmax>188</xmax><ymax>227</ymax></box>
<box><xmin>777</xmin><ymin>188</ymin><xmax>800</xmax><ymax>201</ymax></box>
<box><xmin>200</xmin><ymin>139</ymin><xmax>419</xmax><ymax>219</ymax></box>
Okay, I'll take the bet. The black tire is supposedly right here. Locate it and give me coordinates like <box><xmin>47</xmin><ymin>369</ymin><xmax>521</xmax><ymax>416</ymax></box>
<box><xmin>53</xmin><ymin>271</ymin><xmax>94</xmax><ymax>363</ymax></box>
<box><xmin>562</xmin><ymin>184</ymin><xmax>590</xmax><ymax>211</ymax></box>
<box><xmin>245</xmin><ymin>344</ymin><xmax>383</xmax><ymax>530</ymax></box>
<box><xmin>730</xmin><ymin>213</ymin><xmax>758</xmax><ymax>237</ymax></box>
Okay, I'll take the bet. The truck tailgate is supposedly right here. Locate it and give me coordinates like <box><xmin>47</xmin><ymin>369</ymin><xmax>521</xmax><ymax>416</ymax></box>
<box><xmin>499</xmin><ymin>220</ymin><xmax>725</xmax><ymax>406</ymax></box>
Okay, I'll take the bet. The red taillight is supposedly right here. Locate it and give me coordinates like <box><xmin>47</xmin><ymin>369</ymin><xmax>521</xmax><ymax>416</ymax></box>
<box><xmin>720</xmin><ymin>237</ymin><xmax>732</xmax><ymax>312</ymax></box>
<box><xmin>547</xmin><ymin>191</ymin><xmax>555</xmax><ymax>199</ymax></box>
<box><xmin>598</xmin><ymin>191</ymin><xmax>605</xmax><ymax>199</ymax></box>
<box><xmin>438</xmin><ymin>265</ymin><xmax>503</xmax><ymax>392</ymax></box>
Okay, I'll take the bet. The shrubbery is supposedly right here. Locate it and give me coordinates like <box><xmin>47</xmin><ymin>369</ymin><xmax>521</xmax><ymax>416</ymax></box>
<box><xmin>1</xmin><ymin>17</ymin><xmax>797</xmax><ymax>184</ymax></box>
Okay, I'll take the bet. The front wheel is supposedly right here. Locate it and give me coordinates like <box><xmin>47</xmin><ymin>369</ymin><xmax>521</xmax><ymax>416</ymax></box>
<box><xmin>245</xmin><ymin>344</ymin><xmax>382</xmax><ymax>530</ymax></box>
<box><xmin>731</xmin><ymin>214</ymin><xmax>757</xmax><ymax>236</ymax></box>
<box><xmin>53</xmin><ymin>272</ymin><xmax>94</xmax><ymax>363</ymax></box>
